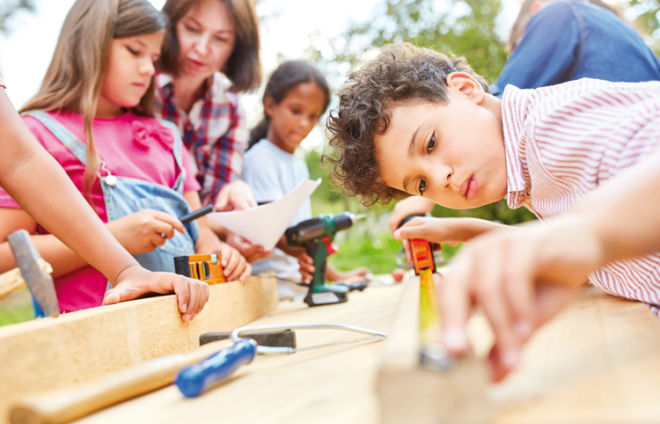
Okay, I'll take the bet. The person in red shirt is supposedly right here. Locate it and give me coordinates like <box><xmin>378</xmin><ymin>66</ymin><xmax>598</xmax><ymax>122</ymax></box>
<box><xmin>325</xmin><ymin>43</ymin><xmax>660</xmax><ymax>381</ymax></box>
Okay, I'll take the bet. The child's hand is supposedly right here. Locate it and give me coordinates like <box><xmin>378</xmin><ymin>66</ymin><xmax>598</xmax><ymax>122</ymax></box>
<box><xmin>393</xmin><ymin>217</ymin><xmax>505</xmax><ymax>263</ymax></box>
<box><xmin>226</xmin><ymin>232</ymin><xmax>271</xmax><ymax>263</ymax></box>
<box><xmin>102</xmin><ymin>265</ymin><xmax>209</xmax><ymax>322</ymax></box>
<box><xmin>387</xmin><ymin>196</ymin><xmax>435</xmax><ymax>233</ymax></box>
<box><xmin>217</xmin><ymin>243</ymin><xmax>252</xmax><ymax>282</ymax></box>
<box><xmin>298</xmin><ymin>252</ymin><xmax>314</xmax><ymax>283</ymax></box>
<box><xmin>439</xmin><ymin>218</ymin><xmax>601</xmax><ymax>382</ymax></box>
<box><xmin>107</xmin><ymin>210</ymin><xmax>186</xmax><ymax>254</ymax></box>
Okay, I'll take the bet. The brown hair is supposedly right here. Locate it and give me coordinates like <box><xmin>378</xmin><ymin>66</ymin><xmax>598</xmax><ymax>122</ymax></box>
<box><xmin>249</xmin><ymin>61</ymin><xmax>331</xmax><ymax>149</ymax></box>
<box><xmin>508</xmin><ymin>0</ymin><xmax>625</xmax><ymax>51</ymax></box>
<box><xmin>325</xmin><ymin>42</ymin><xmax>489</xmax><ymax>207</ymax></box>
<box><xmin>160</xmin><ymin>0</ymin><xmax>261</xmax><ymax>92</ymax></box>
<box><xmin>20</xmin><ymin>0</ymin><xmax>166</xmax><ymax>197</ymax></box>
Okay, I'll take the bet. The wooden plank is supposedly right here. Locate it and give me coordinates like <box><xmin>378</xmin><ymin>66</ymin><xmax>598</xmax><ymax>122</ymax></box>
<box><xmin>70</xmin><ymin>282</ymin><xmax>406</xmax><ymax>424</ymax></box>
<box><xmin>0</xmin><ymin>274</ymin><xmax>278</xmax><ymax>423</ymax></box>
<box><xmin>377</xmin><ymin>273</ymin><xmax>491</xmax><ymax>424</ymax></box>
<box><xmin>9</xmin><ymin>278</ymin><xmax>660</xmax><ymax>424</ymax></box>
<box><xmin>492</xmin><ymin>285</ymin><xmax>660</xmax><ymax>424</ymax></box>
<box><xmin>0</xmin><ymin>259</ymin><xmax>52</xmax><ymax>300</ymax></box>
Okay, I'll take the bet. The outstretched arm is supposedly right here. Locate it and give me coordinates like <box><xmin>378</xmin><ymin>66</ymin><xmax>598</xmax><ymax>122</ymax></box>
<box><xmin>0</xmin><ymin>88</ymin><xmax>208</xmax><ymax>320</ymax></box>
<box><xmin>439</xmin><ymin>150</ymin><xmax>660</xmax><ymax>381</ymax></box>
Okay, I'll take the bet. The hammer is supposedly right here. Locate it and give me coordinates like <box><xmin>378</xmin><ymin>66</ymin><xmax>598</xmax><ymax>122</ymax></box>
<box><xmin>0</xmin><ymin>229</ymin><xmax>59</xmax><ymax>317</ymax></box>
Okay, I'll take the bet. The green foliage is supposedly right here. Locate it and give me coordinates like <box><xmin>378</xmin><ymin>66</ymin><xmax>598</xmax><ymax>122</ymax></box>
<box><xmin>623</xmin><ymin>0</ymin><xmax>660</xmax><ymax>55</ymax></box>
<box><xmin>330</xmin><ymin>231</ymin><xmax>404</xmax><ymax>274</ymax></box>
<box><xmin>0</xmin><ymin>0</ymin><xmax>35</xmax><ymax>34</ymax></box>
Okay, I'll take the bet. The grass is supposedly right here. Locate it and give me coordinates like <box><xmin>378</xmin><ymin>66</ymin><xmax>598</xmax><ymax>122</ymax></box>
<box><xmin>0</xmin><ymin>288</ymin><xmax>35</xmax><ymax>327</ymax></box>
<box><xmin>330</xmin><ymin>230</ymin><xmax>463</xmax><ymax>275</ymax></box>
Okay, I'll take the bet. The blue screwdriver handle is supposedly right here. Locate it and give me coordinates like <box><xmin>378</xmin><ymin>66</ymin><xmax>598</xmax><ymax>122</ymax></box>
<box><xmin>175</xmin><ymin>339</ymin><xmax>256</xmax><ymax>397</ymax></box>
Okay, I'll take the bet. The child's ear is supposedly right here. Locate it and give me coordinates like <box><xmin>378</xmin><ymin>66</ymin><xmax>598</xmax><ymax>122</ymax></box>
<box><xmin>446</xmin><ymin>73</ymin><xmax>486</xmax><ymax>105</ymax></box>
<box><xmin>264</xmin><ymin>96</ymin><xmax>277</xmax><ymax>119</ymax></box>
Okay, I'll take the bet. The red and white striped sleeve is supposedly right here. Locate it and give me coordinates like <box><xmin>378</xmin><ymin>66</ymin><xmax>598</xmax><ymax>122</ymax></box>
<box><xmin>503</xmin><ymin>79</ymin><xmax>660</xmax><ymax>317</ymax></box>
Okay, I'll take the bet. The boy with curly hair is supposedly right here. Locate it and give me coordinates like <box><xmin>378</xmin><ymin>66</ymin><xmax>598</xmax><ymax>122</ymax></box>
<box><xmin>326</xmin><ymin>42</ymin><xmax>660</xmax><ymax>381</ymax></box>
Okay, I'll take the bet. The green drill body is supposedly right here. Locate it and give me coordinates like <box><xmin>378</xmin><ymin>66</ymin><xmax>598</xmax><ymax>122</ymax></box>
<box><xmin>285</xmin><ymin>212</ymin><xmax>358</xmax><ymax>306</ymax></box>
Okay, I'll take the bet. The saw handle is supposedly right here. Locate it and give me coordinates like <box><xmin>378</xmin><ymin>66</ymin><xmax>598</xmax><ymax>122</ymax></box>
<box><xmin>175</xmin><ymin>339</ymin><xmax>256</xmax><ymax>397</ymax></box>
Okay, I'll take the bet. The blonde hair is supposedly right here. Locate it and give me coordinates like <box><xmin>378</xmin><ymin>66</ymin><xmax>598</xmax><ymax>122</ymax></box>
<box><xmin>20</xmin><ymin>0</ymin><xmax>166</xmax><ymax>196</ymax></box>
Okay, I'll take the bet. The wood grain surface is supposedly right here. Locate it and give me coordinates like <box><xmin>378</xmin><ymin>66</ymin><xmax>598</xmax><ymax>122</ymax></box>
<box><xmin>0</xmin><ymin>275</ymin><xmax>278</xmax><ymax>423</ymax></box>
<box><xmin>68</xmin><ymin>280</ymin><xmax>660</xmax><ymax>424</ymax></box>
<box><xmin>73</xmin><ymin>281</ymin><xmax>406</xmax><ymax>424</ymax></box>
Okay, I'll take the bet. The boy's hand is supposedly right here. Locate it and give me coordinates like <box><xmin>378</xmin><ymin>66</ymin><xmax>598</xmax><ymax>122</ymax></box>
<box><xmin>217</xmin><ymin>243</ymin><xmax>252</xmax><ymax>282</ymax></box>
<box><xmin>226</xmin><ymin>232</ymin><xmax>271</xmax><ymax>263</ymax></box>
<box><xmin>107</xmin><ymin>210</ymin><xmax>185</xmax><ymax>255</ymax></box>
<box><xmin>102</xmin><ymin>265</ymin><xmax>209</xmax><ymax>322</ymax></box>
<box><xmin>214</xmin><ymin>181</ymin><xmax>258</xmax><ymax>212</ymax></box>
<box><xmin>387</xmin><ymin>196</ymin><xmax>435</xmax><ymax>233</ymax></box>
<box><xmin>393</xmin><ymin>217</ymin><xmax>504</xmax><ymax>263</ymax></box>
<box><xmin>439</xmin><ymin>218</ymin><xmax>602</xmax><ymax>382</ymax></box>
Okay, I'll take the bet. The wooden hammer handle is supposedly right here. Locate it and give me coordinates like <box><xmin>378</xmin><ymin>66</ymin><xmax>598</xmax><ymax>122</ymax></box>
<box><xmin>0</xmin><ymin>259</ymin><xmax>52</xmax><ymax>301</ymax></box>
<box><xmin>9</xmin><ymin>340</ymin><xmax>233</xmax><ymax>424</ymax></box>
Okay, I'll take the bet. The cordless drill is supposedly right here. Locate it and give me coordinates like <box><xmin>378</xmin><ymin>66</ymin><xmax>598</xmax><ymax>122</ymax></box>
<box><xmin>285</xmin><ymin>212</ymin><xmax>364</xmax><ymax>307</ymax></box>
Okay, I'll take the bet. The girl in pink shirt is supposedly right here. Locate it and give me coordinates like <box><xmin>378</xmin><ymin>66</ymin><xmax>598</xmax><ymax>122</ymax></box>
<box><xmin>0</xmin><ymin>0</ymin><xmax>250</xmax><ymax>315</ymax></box>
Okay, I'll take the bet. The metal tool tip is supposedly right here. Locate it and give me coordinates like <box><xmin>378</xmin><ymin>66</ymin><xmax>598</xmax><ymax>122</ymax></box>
<box><xmin>353</xmin><ymin>213</ymin><xmax>367</xmax><ymax>221</ymax></box>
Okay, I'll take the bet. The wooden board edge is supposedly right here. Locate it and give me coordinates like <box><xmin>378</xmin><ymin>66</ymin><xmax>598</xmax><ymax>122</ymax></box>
<box><xmin>376</xmin><ymin>273</ymin><xmax>491</xmax><ymax>424</ymax></box>
<box><xmin>0</xmin><ymin>274</ymin><xmax>278</xmax><ymax>423</ymax></box>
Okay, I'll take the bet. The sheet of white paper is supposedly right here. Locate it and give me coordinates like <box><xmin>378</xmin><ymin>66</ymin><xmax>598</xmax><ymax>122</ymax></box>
<box><xmin>207</xmin><ymin>179</ymin><xmax>321</xmax><ymax>251</ymax></box>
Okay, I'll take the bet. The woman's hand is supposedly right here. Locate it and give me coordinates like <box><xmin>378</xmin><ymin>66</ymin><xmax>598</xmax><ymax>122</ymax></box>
<box><xmin>214</xmin><ymin>181</ymin><xmax>258</xmax><ymax>212</ymax></box>
<box><xmin>103</xmin><ymin>265</ymin><xmax>210</xmax><ymax>322</ymax></box>
<box><xmin>439</xmin><ymin>217</ymin><xmax>602</xmax><ymax>382</ymax></box>
<box><xmin>226</xmin><ymin>232</ymin><xmax>271</xmax><ymax>263</ymax></box>
<box><xmin>106</xmin><ymin>210</ymin><xmax>186</xmax><ymax>255</ymax></box>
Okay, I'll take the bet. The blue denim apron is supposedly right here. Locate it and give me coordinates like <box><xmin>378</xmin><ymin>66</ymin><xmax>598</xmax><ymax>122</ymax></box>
<box><xmin>25</xmin><ymin>112</ymin><xmax>199</xmax><ymax>316</ymax></box>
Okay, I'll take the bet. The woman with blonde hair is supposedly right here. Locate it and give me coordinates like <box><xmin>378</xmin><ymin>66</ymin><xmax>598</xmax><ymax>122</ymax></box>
<box><xmin>0</xmin><ymin>0</ymin><xmax>250</xmax><ymax>317</ymax></box>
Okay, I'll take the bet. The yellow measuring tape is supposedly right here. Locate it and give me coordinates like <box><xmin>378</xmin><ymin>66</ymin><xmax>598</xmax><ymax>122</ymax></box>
<box><xmin>419</xmin><ymin>268</ymin><xmax>440</xmax><ymax>335</ymax></box>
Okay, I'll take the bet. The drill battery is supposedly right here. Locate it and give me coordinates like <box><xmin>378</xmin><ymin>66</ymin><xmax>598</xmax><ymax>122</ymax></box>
<box><xmin>174</xmin><ymin>254</ymin><xmax>226</xmax><ymax>285</ymax></box>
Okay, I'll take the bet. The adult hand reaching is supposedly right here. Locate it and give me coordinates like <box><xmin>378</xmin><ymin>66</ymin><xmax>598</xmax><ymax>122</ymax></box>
<box><xmin>214</xmin><ymin>181</ymin><xmax>258</xmax><ymax>212</ymax></box>
<box><xmin>439</xmin><ymin>217</ymin><xmax>601</xmax><ymax>381</ymax></box>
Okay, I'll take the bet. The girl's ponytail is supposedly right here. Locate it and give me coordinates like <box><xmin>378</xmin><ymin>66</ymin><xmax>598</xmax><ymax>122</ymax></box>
<box><xmin>248</xmin><ymin>117</ymin><xmax>269</xmax><ymax>149</ymax></box>
<box><xmin>249</xmin><ymin>61</ymin><xmax>330</xmax><ymax>150</ymax></box>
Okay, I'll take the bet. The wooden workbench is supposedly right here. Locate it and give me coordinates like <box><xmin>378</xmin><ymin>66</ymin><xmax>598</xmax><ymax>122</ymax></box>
<box><xmin>67</xmin><ymin>281</ymin><xmax>660</xmax><ymax>424</ymax></box>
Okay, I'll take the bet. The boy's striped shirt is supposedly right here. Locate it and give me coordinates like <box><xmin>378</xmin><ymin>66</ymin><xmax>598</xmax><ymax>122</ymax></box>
<box><xmin>502</xmin><ymin>79</ymin><xmax>660</xmax><ymax>317</ymax></box>
<box><xmin>153</xmin><ymin>72</ymin><xmax>248</xmax><ymax>205</ymax></box>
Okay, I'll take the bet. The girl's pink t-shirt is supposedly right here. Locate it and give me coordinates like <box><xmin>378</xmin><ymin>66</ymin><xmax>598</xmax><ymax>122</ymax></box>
<box><xmin>0</xmin><ymin>76</ymin><xmax>6</xmax><ymax>88</ymax></box>
<box><xmin>0</xmin><ymin>111</ymin><xmax>201</xmax><ymax>313</ymax></box>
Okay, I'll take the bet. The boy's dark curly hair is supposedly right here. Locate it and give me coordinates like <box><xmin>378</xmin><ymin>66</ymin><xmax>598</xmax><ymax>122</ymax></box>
<box><xmin>325</xmin><ymin>43</ymin><xmax>489</xmax><ymax>206</ymax></box>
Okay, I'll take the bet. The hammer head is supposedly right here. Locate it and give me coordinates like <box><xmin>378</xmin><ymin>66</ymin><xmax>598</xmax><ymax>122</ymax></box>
<box><xmin>8</xmin><ymin>229</ymin><xmax>60</xmax><ymax>317</ymax></box>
